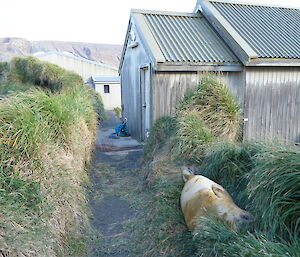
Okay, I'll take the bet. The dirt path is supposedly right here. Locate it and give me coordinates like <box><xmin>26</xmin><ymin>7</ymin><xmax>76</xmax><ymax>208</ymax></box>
<box><xmin>88</xmin><ymin>118</ymin><xmax>147</xmax><ymax>257</ymax></box>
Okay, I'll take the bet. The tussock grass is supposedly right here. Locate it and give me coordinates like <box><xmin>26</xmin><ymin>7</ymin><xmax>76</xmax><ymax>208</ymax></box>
<box><xmin>8</xmin><ymin>56</ymin><xmax>77</xmax><ymax>92</ymax></box>
<box><xmin>197</xmin><ymin>141</ymin><xmax>266</xmax><ymax>206</ymax></box>
<box><xmin>142</xmin><ymin>74</ymin><xmax>300</xmax><ymax>256</ymax></box>
<box><xmin>171</xmin><ymin>110</ymin><xmax>214</xmax><ymax>164</ymax></box>
<box><xmin>193</xmin><ymin>142</ymin><xmax>300</xmax><ymax>255</ymax></box>
<box><xmin>144</xmin><ymin>116</ymin><xmax>178</xmax><ymax>161</ymax></box>
<box><xmin>0</xmin><ymin>82</ymin><xmax>34</xmax><ymax>97</ymax></box>
<box><xmin>194</xmin><ymin>217</ymin><xmax>300</xmax><ymax>257</ymax></box>
<box><xmin>5</xmin><ymin>56</ymin><xmax>105</xmax><ymax>120</ymax></box>
<box><xmin>178</xmin><ymin>75</ymin><xmax>240</xmax><ymax>141</ymax></box>
<box><xmin>84</xmin><ymin>85</ymin><xmax>106</xmax><ymax>122</ymax></box>
<box><xmin>171</xmin><ymin>76</ymin><xmax>240</xmax><ymax>164</ymax></box>
<box><xmin>0</xmin><ymin>57</ymin><xmax>100</xmax><ymax>256</ymax></box>
<box><xmin>247</xmin><ymin>147</ymin><xmax>300</xmax><ymax>239</ymax></box>
<box><xmin>142</xmin><ymin>141</ymin><xmax>300</xmax><ymax>256</ymax></box>
<box><xmin>0</xmin><ymin>61</ymin><xmax>9</xmax><ymax>82</ymax></box>
<box><xmin>113</xmin><ymin>106</ymin><xmax>122</xmax><ymax>118</ymax></box>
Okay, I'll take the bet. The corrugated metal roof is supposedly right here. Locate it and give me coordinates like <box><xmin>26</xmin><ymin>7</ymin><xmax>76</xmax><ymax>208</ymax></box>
<box><xmin>211</xmin><ymin>1</ymin><xmax>300</xmax><ymax>59</ymax></box>
<box><xmin>140</xmin><ymin>12</ymin><xmax>239</xmax><ymax>63</ymax></box>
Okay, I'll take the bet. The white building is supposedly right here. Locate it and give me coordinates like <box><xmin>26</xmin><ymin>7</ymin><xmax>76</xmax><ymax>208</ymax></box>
<box><xmin>33</xmin><ymin>51</ymin><xmax>118</xmax><ymax>81</ymax></box>
<box><xmin>91</xmin><ymin>76</ymin><xmax>121</xmax><ymax>110</ymax></box>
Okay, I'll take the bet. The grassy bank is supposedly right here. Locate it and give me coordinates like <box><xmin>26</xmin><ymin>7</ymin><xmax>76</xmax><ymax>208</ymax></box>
<box><xmin>139</xmin><ymin>76</ymin><xmax>300</xmax><ymax>256</ymax></box>
<box><xmin>0</xmin><ymin>57</ymin><xmax>103</xmax><ymax>256</ymax></box>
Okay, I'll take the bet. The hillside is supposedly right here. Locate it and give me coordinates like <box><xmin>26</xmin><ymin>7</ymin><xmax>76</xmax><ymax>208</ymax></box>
<box><xmin>0</xmin><ymin>37</ymin><xmax>122</xmax><ymax>67</ymax></box>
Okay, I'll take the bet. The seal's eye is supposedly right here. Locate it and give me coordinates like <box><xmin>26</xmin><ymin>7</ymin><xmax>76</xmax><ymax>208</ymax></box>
<box><xmin>240</xmin><ymin>213</ymin><xmax>254</xmax><ymax>222</ymax></box>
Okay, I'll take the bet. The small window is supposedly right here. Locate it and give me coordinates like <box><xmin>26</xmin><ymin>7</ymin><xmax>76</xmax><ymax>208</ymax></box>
<box><xmin>104</xmin><ymin>84</ymin><xmax>110</xmax><ymax>93</ymax></box>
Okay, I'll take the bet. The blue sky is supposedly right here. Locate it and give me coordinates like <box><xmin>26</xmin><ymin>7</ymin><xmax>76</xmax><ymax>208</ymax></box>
<box><xmin>0</xmin><ymin>0</ymin><xmax>299</xmax><ymax>44</ymax></box>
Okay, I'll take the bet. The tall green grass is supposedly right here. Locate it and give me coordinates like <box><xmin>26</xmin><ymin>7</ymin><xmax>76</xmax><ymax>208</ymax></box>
<box><xmin>178</xmin><ymin>75</ymin><xmax>241</xmax><ymax>141</ymax></box>
<box><xmin>171</xmin><ymin>76</ymin><xmax>241</xmax><ymax>164</ymax></box>
<box><xmin>194</xmin><ymin>217</ymin><xmax>300</xmax><ymax>257</ymax></box>
<box><xmin>197</xmin><ymin>141</ymin><xmax>266</xmax><ymax>206</ymax></box>
<box><xmin>142</xmin><ymin>140</ymin><xmax>300</xmax><ymax>256</ymax></box>
<box><xmin>193</xmin><ymin>142</ymin><xmax>300</xmax><ymax>256</ymax></box>
<box><xmin>247</xmin><ymin>147</ymin><xmax>300</xmax><ymax>240</ymax></box>
<box><xmin>0</xmin><ymin>82</ymin><xmax>34</xmax><ymax>97</ymax></box>
<box><xmin>8</xmin><ymin>56</ymin><xmax>74</xmax><ymax>92</ymax></box>
<box><xmin>0</xmin><ymin>57</ymin><xmax>100</xmax><ymax>256</ymax></box>
<box><xmin>142</xmin><ymin>74</ymin><xmax>300</xmax><ymax>256</ymax></box>
<box><xmin>3</xmin><ymin>56</ymin><xmax>105</xmax><ymax>120</ymax></box>
<box><xmin>144</xmin><ymin>116</ymin><xmax>178</xmax><ymax>161</ymax></box>
<box><xmin>171</xmin><ymin>110</ymin><xmax>214</xmax><ymax>164</ymax></box>
<box><xmin>113</xmin><ymin>106</ymin><xmax>122</xmax><ymax>118</ymax></box>
<box><xmin>85</xmin><ymin>85</ymin><xmax>107</xmax><ymax>122</ymax></box>
<box><xmin>0</xmin><ymin>61</ymin><xmax>9</xmax><ymax>82</ymax></box>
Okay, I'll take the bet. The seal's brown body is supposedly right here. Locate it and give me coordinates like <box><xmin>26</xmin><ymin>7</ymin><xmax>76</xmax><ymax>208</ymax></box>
<box><xmin>180</xmin><ymin>167</ymin><xmax>253</xmax><ymax>231</ymax></box>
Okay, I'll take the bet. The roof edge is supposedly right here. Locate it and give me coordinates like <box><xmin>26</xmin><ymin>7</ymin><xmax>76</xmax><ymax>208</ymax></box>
<box><xmin>131</xmin><ymin>9</ymin><xmax>201</xmax><ymax>17</ymax></box>
<box><xmin>207</xmin><ymin>0</ymin><xmax>300</xmax><ymax>10</ymax></box>
<box><xmin>34</xmin><ymin>51</ymin><xmax>118</xmax><ymax>70</ymax></box>
<box><xmin>91</xmin><ymin>75</ymin><xmax>120</xmax><ymax>83</ymax></box>
<box><xmin>118</xmin><ymin>16</ymin><xmax>132</xmax><ymax>73</ymax></box>
<box><xmin>132</xmin><ymin>12</ymin><xmax>165</xmax><ymax>64</ymax></box>
<box><xmin>119</xmin><ymin>12</ymin><xmax>163</xmax><ymax>73</ymax></box>
<box><xmin>247</xmin><ymin>58</ymin><xmax>300</xmax><ymax>66</ymax></box>
<box><xmin>157</xmin><ymin>63</ymin><xmax>243</xmax><ymax>72</ymax></box>
<box><xmin>199</xmin><ymin>0</ymin><xmax>258</xmax><ymax>64</ymax></box>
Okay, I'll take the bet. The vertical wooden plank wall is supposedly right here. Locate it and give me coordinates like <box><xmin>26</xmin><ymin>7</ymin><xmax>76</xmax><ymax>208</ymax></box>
<box><xmin>244</xmin><ymin>67</ymin><xmax>300</xmax><ymax>144</ymax></box>
<box><xmin>151</xmin><ymin>71</ymin><xmax>245</xmax><ymax>122</ymax></box>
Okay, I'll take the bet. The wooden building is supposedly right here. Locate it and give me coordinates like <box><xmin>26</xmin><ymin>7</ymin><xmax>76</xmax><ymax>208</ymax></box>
<box><xmin>119</xmin><ymin>0</ymin><xmax>300</xmax><ymax>143</ymax></box>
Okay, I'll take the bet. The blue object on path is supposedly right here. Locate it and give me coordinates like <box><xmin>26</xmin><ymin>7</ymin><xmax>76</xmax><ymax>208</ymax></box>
<box><xmin>115</xmin><ymin>118</ymin><xmax>130</xmax><ymax>137</ymax></box>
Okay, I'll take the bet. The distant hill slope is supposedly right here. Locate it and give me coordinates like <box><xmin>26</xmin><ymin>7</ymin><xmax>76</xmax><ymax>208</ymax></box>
<box><xmin>0</xmin><ymin>37</ymin><xmax>123</xmax><ymax>67</ymax></box>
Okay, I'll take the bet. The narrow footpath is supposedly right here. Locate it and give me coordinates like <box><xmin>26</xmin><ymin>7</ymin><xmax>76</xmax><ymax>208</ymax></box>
<box><xmin>88</xmin><ymin>113</ymin><xmax>146</xmax><ymax>257</ymax></box>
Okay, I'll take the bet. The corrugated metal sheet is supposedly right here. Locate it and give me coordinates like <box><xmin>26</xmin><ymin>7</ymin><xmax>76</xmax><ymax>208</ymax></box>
<box><xmin>212</xmin><ymin>2</ymin><xmax>300</xmax><ymax>59</ymax></box>
<box><xmin>142</xmin><ymin>13</ymin><xmax>239</xmax><ymax>63</ymax></box>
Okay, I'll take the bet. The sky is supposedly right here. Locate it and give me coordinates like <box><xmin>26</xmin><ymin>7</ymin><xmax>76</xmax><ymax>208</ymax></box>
<box><xmin>0</xmin><ymin>0</ymin><xmax>299</xmax><ymax>45</ymax></box>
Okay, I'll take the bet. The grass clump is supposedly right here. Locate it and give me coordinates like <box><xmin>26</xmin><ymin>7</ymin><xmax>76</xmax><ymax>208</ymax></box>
<box><xmin>194</xmin><ymin>217</ymin><xmax>300</xmax><ymax>257</ymax></box>
<box><xmin>171</xmin><ymin>76</ymin><xmax>240</xmax><ymax>164</ymax></box>
<box><xmin>1</xmin><ymin>56</ymin><xmax>105</xmax><ymax>120</ymax></box>
<box><xmin>144</xmin><ymin>116</ymin><xmax>178</xmax><ymax>161</ymax></box>
<box><xmin>197</xmin><ymin>141</ymin><xmax>266</xmax><ymax>205</ymax></box>
<box><xmin>8</xmin><ymin>56</ymin><xmax>77</xmax><ymax>92</ymax></box>
<box><xmin>247</xmin><ymin>147</ymin><xmax>300</xmax><ymax>239</ymax></box>
<box><xmin>113</xmin><ymin>106</ymin><xmax>122</xmax><ymax>118</ymax></box>
<box><xmin>88</xmin><ymin>86</ymin><xmax>107</xmax><ymax>122</ymax></box>
<box><xmin>0</xmin><ymin>61</ymin><xmax>9</xmax><ymax>82</ymax></box>
<box><xmin>171</xmin><ymin>110</ymin><xmax>214</xmax><ymax>164</ymax></box>
<box><xmin>178</xmin><ymin>75</ymin><xmax>240</xmax><ymax>141</ymax></box>
<box><xmin>0</xmin><ymin>82</ymin><xmax>34</xmax><ymax>97</ymax></box>
<box><xmin>0</xmin><ymin>57</ymin><xmax>101</xmax><ymax>256</ymax></box>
